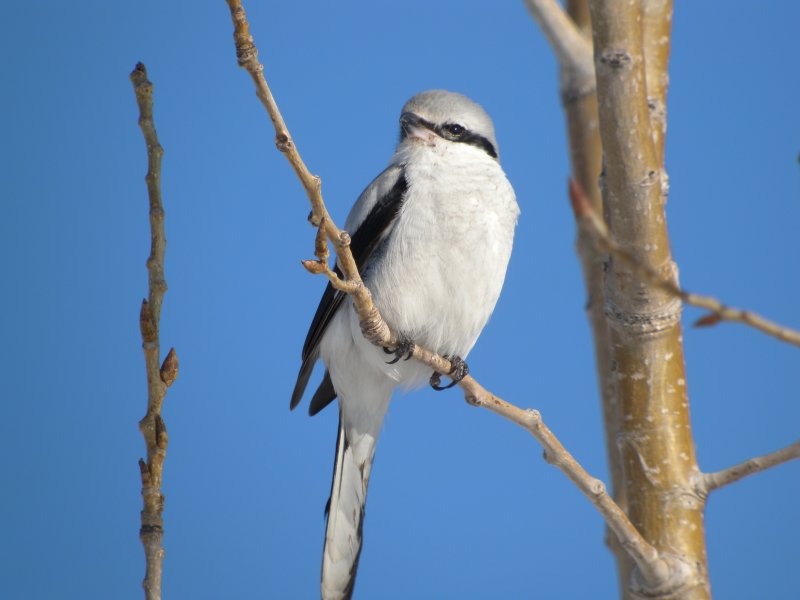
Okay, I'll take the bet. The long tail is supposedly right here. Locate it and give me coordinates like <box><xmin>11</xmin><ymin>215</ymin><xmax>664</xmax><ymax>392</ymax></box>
<box><xmin>321</xmin><ymin>413</ymin><xmax>379</xmax><ymax>600</ymax></box>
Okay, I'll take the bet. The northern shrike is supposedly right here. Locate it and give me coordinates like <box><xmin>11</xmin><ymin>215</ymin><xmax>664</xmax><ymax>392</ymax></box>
<box><xmin>291</xmin><ymin>90</ymin><xmax>519</xmax><ymax>600</ymax></box>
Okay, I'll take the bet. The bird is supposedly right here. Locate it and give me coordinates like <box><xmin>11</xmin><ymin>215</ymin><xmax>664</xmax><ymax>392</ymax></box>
<box><xmin>290</xmin><ymin>89</ymin><xmax>519</xmax><ymax>600</ymax></box>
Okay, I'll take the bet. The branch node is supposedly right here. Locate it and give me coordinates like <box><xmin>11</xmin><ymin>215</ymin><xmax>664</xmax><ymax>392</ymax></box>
<box><xmin>154</xmin><ymin>415</ymin><xmax>168</xmax><ymax>450</ymax></box>
<box><xmin>275</xmin><ymin>132</ymin><xmax>292</xmax><ymax>153</ymax></box>
<box><xmin>630</xmin><ymin>554</ymin><xmax>699</xmax><ymax>600</ymax></box>
<box><xmin>301</xmin><ymin>259</ymin><xmax>327</xmax><ymax>275</ymax></box>
<box><xmin>358</xmin><ymin>304</ymin><xmax>389</xmax><ymax>346</ymax></box>
<box><xmin>464</xmin><ymin>392</ymin><xmax>482</xmax><ymax>407</ymax></box>
<box><xmin>693</xmin><ymin>313</ymin><xmax>721</xmax><ymax>328</ymax></box>
<box><xmin>525</xmin><ymin>408</ymin><xmax>542</xmax><ymax>426</ymax></box>
<box><xmin>314</xmin><ymin>219</ymin><xmax>330</xmax><ymax>261</ymax></box>
<box><xmin>338</xmin><ymin>231</ymin><xmax>352</xmax><ymax>248</ymax></box>
<box><xmin>599</xmin><ymin>49</ymin><xmax>633</xmax><ymax>70</ymax></box>
<box><xmin>641</xmin><ymin>170</ymin><xmax>659</xmax><ymax>187</ymax></box>
<box><xmin>236</xmin><ymin>46</ymin><xmax>257</xmax><ymax>67</ymax></box>
<box><xmin>140</xmin><ymin>300</ymin><xmax>156</xmax><ymax>342</ymax></box>
<box><xmin>160</xmin><ymin>348</ymin><xmax>179</xmax><ymax>387</ymax></box>
<box><xmin>589</xmin><ymin>478</ymin><xmax>606</xmax><ymax>497</ymax></box>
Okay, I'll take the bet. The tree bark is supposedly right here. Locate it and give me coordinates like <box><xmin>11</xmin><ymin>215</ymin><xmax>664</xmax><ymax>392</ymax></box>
<box><xmin>561</xmin><ymin>1</ymin><xmax>635</xmax><ymax>594</ymax></box>
<box><xmin>588</xmin><ymin>1</ymin><xmax>710</xmax><ymax>597</ymax></box>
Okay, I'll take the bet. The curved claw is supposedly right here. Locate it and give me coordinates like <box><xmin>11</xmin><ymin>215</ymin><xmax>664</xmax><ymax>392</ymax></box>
<box><xmin>383</xmin><ymin>336</ymin><xmax>415</xmax><ymax>365</ymax></box>
<box><xmin>429</xmin><ymin>356</ymin><xmax>469</xmax><ymax>391</ymax></box>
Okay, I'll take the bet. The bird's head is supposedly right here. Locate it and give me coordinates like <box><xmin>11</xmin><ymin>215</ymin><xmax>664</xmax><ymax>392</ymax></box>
<box><xmin>398</xmin><ymin>90</ymin><xmax>499</xmax><ymax>160</ymax></box>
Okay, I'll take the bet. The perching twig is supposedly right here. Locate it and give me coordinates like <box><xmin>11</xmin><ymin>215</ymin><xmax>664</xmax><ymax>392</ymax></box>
<box><xmin>131</xmin><ymin>62</ymin><xmax>180</xmax><ymax>600</ymax></box>
<box><xmin>569</xmin><ymin>178</ymin><xmax>800</xmax><ymax>347</ymax></box>
<box><xmin>523</xmin><ymin>0</ymin><xmax>595</xmax><ymax>103</ymax></box>
<box><xmin>224</xmin><ymin>0</ymin><xmax>397</xmax><ymax>352</ymax></box>
<box><xmin>224</xmin><ymin>0</ymin><xmax>681</xmax><ymax>593</ymax></box>
<box><xmin>700</xmin><ymin>440</ymin><xmax>800</xmax><ymax>496</ymax></box>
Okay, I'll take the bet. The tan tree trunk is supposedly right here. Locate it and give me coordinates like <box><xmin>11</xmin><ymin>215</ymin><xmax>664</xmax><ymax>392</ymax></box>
<box><xmin>557</xmin><ymin>1</ymin><xmax>711</xmax><ymax>597</ymax></box>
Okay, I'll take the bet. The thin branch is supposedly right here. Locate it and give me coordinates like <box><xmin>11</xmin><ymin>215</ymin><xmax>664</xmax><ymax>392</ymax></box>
<box><xmin>569</xmin><ymin>178</ymin><xmax>800</xmax><ymax>347</ymax></box>
<box><xmin>131</xmin><ymin>62</ymin><xmax>180</xmax><ymax>600</ymax></box>
<box><xmin>460</xmin><ymin>379</ymin><xmax>677</xmax><ymax>588</ymax></box>
<box><xmin>523</xmin><ymin>0</ymin><xmax>595</xmax><ymax>103</ymax></box>
<box><xmin>224</xmin><ymin>0</ymin><xmax>397</xmax><ymax>352</ymax></box>
<box><xmin>700</xmin><ymin>440</ymin><xmax>800</xmax><ymax>496</ymax></box>
<box><xmin>224</xmin><ymin>0</ymin><xmax>684</xmax><ymax>593</ymax></box>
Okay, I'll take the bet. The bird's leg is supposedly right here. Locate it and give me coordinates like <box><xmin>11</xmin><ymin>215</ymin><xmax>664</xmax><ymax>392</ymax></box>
<box><xmin>430</xmin><ymin>356</ymin><xmax>469</xmax><ymax>391</ymax></box>
<box><xmin>383</xmin><ymin>335</ymin><xmax>415</xmax><ymax>365</ymax></box>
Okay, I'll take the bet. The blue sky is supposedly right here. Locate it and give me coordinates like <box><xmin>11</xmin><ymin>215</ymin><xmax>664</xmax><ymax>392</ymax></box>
<box><xmin>2</xmin><ymin>2</ymin><xmax>798</xmax><ymax>599</ymax></box>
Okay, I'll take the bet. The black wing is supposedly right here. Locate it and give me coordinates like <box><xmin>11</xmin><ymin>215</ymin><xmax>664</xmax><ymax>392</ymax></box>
<box><xmin>290</xmin><ymin>169</ymin><xmax>408</xmax><ymax>413</ymax></box>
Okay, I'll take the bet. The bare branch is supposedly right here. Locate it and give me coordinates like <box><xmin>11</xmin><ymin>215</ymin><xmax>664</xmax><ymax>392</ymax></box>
<box><xmin>223</xmin><ymin>1</ymin><xmax>689</xmax><ymax>593</ymax></box>
<box><xmin>700</xmin><ymin>440</ymin><xmax>800</xmax><ymax>496</ymax></box>
<box><xmin>533</xmin><ymin>1</ymin><xmax>634</xmax><ymax>589</ymax></box>
<box><xmin>131</xmin><ymin>62</ymin><xmax>179</xmax><ymax>600</ymax></box>
<box><xmin>523</xmin><ymin>0</ymin><xmax>595</xmax><ymax>103</ymax></box>
<box><xmin>689</xmin><ymin>303</ymin><xmax>800</xmax><ymax>346</ymax></box>
<box><xmin>460</xmin><ymin>378</ymin><xmax>685</xmax><ymax>590</ymax></box>
<box><xmin>569</xmin><ymin>178</ymin><xmax>800</xmax><ymax>347</ymax></box>
<box><xmin>224</xmin><ymin>0</ymin><xmax>397</xmax><ymax>351</ymax></box>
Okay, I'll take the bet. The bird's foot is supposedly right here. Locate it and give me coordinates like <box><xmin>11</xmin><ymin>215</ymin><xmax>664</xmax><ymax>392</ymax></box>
<box><xmin>383</xmin><ymin>336</ymin><xmax>415</xmax><ymax>365</ymax></box>
<box><xmin>430</xmin><ymin>356</ymin><xmax>469</xmax><ymax>391</ymax></box>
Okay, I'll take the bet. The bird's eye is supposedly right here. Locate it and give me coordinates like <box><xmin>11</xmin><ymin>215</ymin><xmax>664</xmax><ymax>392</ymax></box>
<box><xmin>443</xmin><ymin>123</ymin><xmax>465</xmax><ymax>138</ymax></box>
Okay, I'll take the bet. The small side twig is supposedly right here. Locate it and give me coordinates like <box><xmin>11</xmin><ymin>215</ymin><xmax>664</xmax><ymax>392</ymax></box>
<box><xmin>699</xmin><ymin>440</ymin><xmax>800</xmax><ymax>496</ymax></box>
<box><xmin>224</xmin><ymin>1</ymin><xmax>685</xmax><ymax>593</ymax></box>
<box><xmin>569</xmin><ymin>178</ymin><xmax>800</xmax><ymax>347</ymax></box>
<box><xmin>131</xmin><ymin>62</ymin><xmax>180</xmax><ymax>600</ymax></box>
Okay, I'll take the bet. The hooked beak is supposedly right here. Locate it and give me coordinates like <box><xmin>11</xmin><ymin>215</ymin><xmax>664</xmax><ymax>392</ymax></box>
<box><xmin>400</xmin><ymin>112</ymin><xmax>436</xmax><ymax>142</ymax></box>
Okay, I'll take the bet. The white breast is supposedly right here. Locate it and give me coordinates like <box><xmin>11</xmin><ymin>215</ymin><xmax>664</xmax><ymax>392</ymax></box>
<box><xmin>358</xmin><ymin>139</ymin><xmax>519</xmax><ymax>386</ymax></box>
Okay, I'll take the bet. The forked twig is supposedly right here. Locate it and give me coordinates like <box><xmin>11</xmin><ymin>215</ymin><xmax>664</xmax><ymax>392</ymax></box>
<box><xmin>569</xmin><ymin>178</ymin><xmax>800</xmax><ymax>347</ymax></box>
